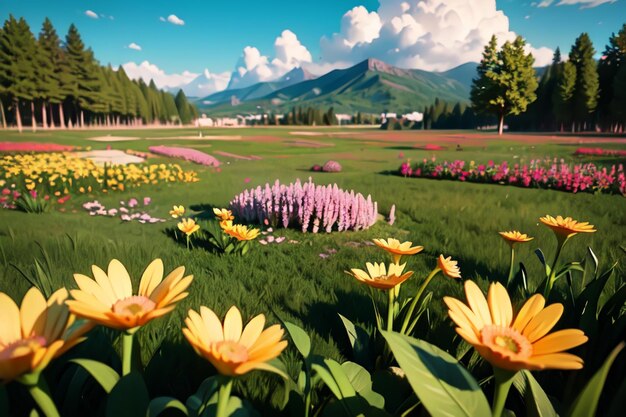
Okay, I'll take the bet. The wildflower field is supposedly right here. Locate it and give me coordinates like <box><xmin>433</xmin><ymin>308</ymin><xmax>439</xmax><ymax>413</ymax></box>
<box><xmin>0</xmin><ymin>127</ymin><xmax>625</xmax><ymax>417</ymax></box>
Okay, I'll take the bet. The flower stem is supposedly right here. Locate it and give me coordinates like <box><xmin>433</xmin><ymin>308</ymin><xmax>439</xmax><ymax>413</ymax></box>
<box><xmin>544</xmin><ymin>236</ymin><xmax>567</xmax><ymax>299</ymax></box>
<box><xmin>491</xmin><ymin>368</ymin><xmax>516</xmax><ymax>417</ymax></box>
<box><xmin>507</xmin><ymin>246</ymin><xmax>515</xmax><ymax>286</ymax></box>
<box><xmin>387</xmin><ymin>289</ymin><xmax>395</xmax><ymax>333</ymax></box>
<box><xmin>216</xmin><ymin>378</ymin><xmax>233</xmax><ymax>417</ymax></box>
<box><xmin>400</xmin><ymin>268</ymin><xmax>440</xmax><ymax>334</ymax></box>
<box><xmin>186</xmin><ymin>235</ymin><xmax>190</xmax><ymax>251</ymax></box>
<box><xmin>122</xmin><ymin>332</ymin><xmax>134</xmax><ymax>376</ymax></box>
<box><xmin>27</xmin><ymin>378</ymin><xmax>60</xmax><ymax>417</ymax></box>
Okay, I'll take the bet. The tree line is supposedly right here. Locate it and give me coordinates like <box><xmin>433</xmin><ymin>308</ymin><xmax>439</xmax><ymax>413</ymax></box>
<box><xmin>0</xmin><ymin>16</ymin><xmax>197</xmax><ymax>132</ymax></box>
<box><xmin>470</xmin><ymin>25</ymin><xmax>626</xmax><ymax>134</ymax></box>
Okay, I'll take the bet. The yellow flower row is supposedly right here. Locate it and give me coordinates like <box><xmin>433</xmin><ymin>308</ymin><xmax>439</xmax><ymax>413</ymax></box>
<box><xmin>0</xmin><ymin>258</ymin><xmax>287</xmax><ymax>383</ymax></box>
<box><xmin>0</xmin><ymin>152</ymin><xmax>199</xmax><ymax>194</ymax></box>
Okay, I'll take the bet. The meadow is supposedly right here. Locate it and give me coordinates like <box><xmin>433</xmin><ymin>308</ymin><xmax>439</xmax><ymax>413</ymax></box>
<box><xmin>0</xmin><ymin>127</ymin><xmax>625</xmax><ymax>416</ymax></box>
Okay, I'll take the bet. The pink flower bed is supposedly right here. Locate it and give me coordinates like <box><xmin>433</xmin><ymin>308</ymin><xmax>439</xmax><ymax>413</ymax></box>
<box><xmin>148</xmin><ymin>145</ymin><xmax>220</xmax><ymax>167</ymax></box>
<box><xmin>230</xmin><ymin>178</ymin><xmax>378</xmax><ymax>233</ymax></box>
<box><xmin>574</xmin><ymin>147</ymin><xmax>626</xmax><ymax>157</ymax></box>
<box><xmin>0</xmin><ymin>142</ymin><xmax>74</xmax><ymax>152</ymax></box>
<box><xmin>399</xmin><ymin>158</ymin><xmax>625</xmax><ymax>196</ymax></box>
<box><xmin>417</xmin><ymin>144</ymin><xmax>447</xmax><ymax>151</ymax></box>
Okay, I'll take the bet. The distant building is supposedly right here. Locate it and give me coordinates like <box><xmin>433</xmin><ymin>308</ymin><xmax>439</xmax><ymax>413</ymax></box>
<box><xmin>336</xmin><ymin>114</ymin><xmax>352</xmax><ymax>124</ymax></box>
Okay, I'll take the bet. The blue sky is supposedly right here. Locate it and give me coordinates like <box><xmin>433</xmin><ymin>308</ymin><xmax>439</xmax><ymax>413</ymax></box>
<box><xmin>1</xmin><ymin>0</ymin><xmax>623</xmax><ymax>93</ymax></box>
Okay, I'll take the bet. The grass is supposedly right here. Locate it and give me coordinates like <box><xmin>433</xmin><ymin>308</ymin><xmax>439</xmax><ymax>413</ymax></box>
<box><xmin>1</xmin><ymin>127</ymin><xmax>625</xmax><ymax>414</ymax></box>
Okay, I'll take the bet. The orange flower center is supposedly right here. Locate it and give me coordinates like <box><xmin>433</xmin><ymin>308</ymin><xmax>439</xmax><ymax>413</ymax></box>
<box><xmin>112</xmin><ymin>296</ymin><xmax>156</xmax><ymax>316</ymax></box>
<box><xmin>215</xmin><ymin>341</ymin><xmax>249</xmax><ymax>364</ymax></box>
<box><xmin>481</xmin><ymin>325</ymin><xmax>532</xmax><ymax>358</ymax></box>
<box><xmin>0</xmin><ymin>336</ymin><xmax>47</xmax><ymax>360</ymax></box>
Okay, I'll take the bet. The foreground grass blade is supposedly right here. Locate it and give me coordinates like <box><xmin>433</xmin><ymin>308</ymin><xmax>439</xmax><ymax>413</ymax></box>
<box><xmin>513</xmin><ymin>370</ymin><xmax>557</xmax><ymax>417</ymax></box>
<box><xmin>147</xmin><ymin>397</ymin><xmax>188</xmax><ymax>417</ymax></box>
<box><xmin>566</xmin><ymin>342</ymin><xmax>625</xmax><ymax>417</ymax></box>
<box><xmin>382</xmin><ymin>331</ymin><xmax>491</xmax><ymax>417</ymax></box>
<box><xmin>70</xmin><ymin>359</ymin><xmax>120</xmax><ymax>394</ymax></box>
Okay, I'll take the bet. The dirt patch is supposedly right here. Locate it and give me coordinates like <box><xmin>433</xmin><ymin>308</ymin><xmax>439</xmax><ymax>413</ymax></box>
<box><xmin>289</xmin><ymin>131</ymin><xmax>325</xmax><ymax>136</ymax></box>
<box><xmin>285</xmin><ymin>139</ymin><xmax>335</xmax><ymax>148</ymax></box>
<box><xmin>88</xmin><ymin>136</ymin><xmax>140</xmax><ymax>142</ymax></box>
<box><xmin>214</xmin><ymin>151</ymin><xmax>262</xmax><ymax>160</ymax></box>
<box><xmin>145</xmin><ymin>135</ymin><xmax>241</xmax><ymax>140</ymax></box>
<box><xmin>74</xmin><ymin>150</ymin><xmax>144</xmax><ymax>165</ymax></box>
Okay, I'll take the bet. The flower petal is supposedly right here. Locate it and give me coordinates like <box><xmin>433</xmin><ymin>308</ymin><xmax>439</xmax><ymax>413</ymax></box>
<box><xmin>525</xmin><ymin>352</ymin><xmax>584</xmax><ymax>370</ymax></box>
<box><xmin>512</xmin><ymin>294</ymin><xmax>545</xmax><ymax>332</ymax></box>
<box><xmin>138</xmin><ymin>259</ymin><xmax>164</xmax><ymax>297</ymax></box>
<box><xmin>523</xmin><ymin>304</ymin><xmax>564</xmax><ymax>343</ymax></box>
<box><xmin>464</xmin><ymin>281</ymin><xmax>492</xmax><ymax>326</ymax></box>
<box><xmin>488</xmin><ymin>282</ymin><xmax>513</xmax><ymax>327</ymax></box>
<box><xmin>200</xmin><ymin>306</ymin><xmax>224</xmax><ymax>342</ymax></box>
<box><xmin>239</xmin><ymin>314</ymin><xmax>265</xmax><ymax>349</ymax></box>
<box><xmin>20</xmin><ymin>287</ymin><xmax>47</xmax><ymax>338</ymax></box>
<box><xmin>106</xmin><ymin>259</ymin><xmax>133</xmax><ymax>299</ymax></box>
<box><xmin>531</xmin><ymin>329</ymin><xmax>588</xmax><ymax>355</ymax></box>
<box><xmin>0</xmin><ymin>293</ymin><xmax>21</xmax><ymax>345</ymax></box>
<box><xmin>223</xmin><ymin>306</ymin><xmax>243</xmax><ymax>342</ymax></box>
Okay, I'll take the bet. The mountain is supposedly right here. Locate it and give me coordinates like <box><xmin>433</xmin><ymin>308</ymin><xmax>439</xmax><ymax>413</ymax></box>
<box><xmin>197</xmin><ymin>58</ymin><xmax>471</xmax><ymax>115</ymax></box>
<box><xmin>172</xmin><ymin>69</ymin><xmax>231</xmax><ymax>98</ymax></box>
<box><xmin>198</xmin><ymin>67</ymin><xmax>316</xmax><ymax>106</ymax></box>
<box><xmin>438</xmin><ymin>62</ymin><xmax>478</xmax><ymax>91</ymax></box>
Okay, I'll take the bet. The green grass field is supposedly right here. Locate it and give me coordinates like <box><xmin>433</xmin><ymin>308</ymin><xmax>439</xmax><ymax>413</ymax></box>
<box><xmin>1</xmin><ymin>127</ymin><xmax>625</xmax><ymax>414</ymax></box>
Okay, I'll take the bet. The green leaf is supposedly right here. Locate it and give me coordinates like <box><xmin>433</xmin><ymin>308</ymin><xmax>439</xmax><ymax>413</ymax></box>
<box><xmin>70</xmin><ymin>359</ymin><xmax>120</xmax><ymax>394</ymax></box>
<box><xmin>311</xmin><ymin>357</ymin><xmax>356</xmax><ymax>400</ymax></box>
<box><xmin>338</xmin><ymin>314</ymin><xmax>372</xmax><ymax>366</ymax></box>
<box><xmin>381</xmin><ymin>331</ymin><xmax>491</xmax><ymax>417</ymax></box>
<box><xmin>341</xmin><ymin>362</ymin><xmax>384</xmax><ymax>409</ymax></box>
<box><xmin>566</xmin><ymin>342</ymin><xmax>625</xmax><ymax>417</ymax></box>
<box><xmin>186</xmin><ymin>376</ymin><xmax>220</xmax><ymax>416</ymax></box>
<box><xmin>577</xmin><ymin>263</ymin><xmax>617</xmax><ymax>337</ymax></box>
<box><xmin>147</xmin><ymin>397</ymin><xmax>188</xmax><ymax>417</ymax></box>
<box><xmin>105</xmin><ymin>372</ymin><xmax>149</xmax><ymax>417</ymax></box>
<box><xmin>283</xmin><ymin>321</ymin><xmax>311</xmax><ymax>359</ymax></box>
<box><xmin>513</xmin><ymin>370</ymin><xmax>557</xmax><ymax>417</ymax></box>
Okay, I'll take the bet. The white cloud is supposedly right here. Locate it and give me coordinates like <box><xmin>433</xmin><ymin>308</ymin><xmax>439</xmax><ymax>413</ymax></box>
<box><xmin>537</xmin><ymin>0</ymin><xmax>616</xmax><ymax>7</ymax></box>
<box><xmin>85</xmin><ymin>10</ymin><xmax>99</xmax><ymax>19</ymax></box>
<box><xmin>159</xmin><ymin>16</ymin><xmax>166</xmax><ymax>22</ymax></box>
<box><xmin>316</xmin><ymin>0</ymin><xmax>553</xmax><ymax>72</ymax></box>
<box><xmin>184</xmin><ymin>69</ymin><xmax>232</xmax><ymax>96</ymax></box>
<box><xmin>128</xmin><ymin>43</ymin><xmax>142</xmax><ymax>51</ymax></box>
<box><xmin>165</xmin><ymin>14</ymin><xmax>185</xmax><ymax>26</ymax></box>
<box><xmin>121</xmin><ymin>61</ymin><xmax>198</xmax><ymax>89</ymax></box>
<box><xmin>227</xmin><ymin>30</ymin><xmax>312</xmax><ymax>89</ymax></box>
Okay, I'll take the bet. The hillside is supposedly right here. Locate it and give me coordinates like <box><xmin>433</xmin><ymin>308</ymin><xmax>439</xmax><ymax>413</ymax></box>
<box><xmin>197</xmin><ymin>58</ymin><xmax>470</xmax><ymax>115</ymax></box>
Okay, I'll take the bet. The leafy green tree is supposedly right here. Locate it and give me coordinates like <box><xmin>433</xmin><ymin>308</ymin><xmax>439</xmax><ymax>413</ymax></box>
<box><xmin>569</xmin><ymin>33</ymin><xmax>599</xmax><ymax>131</ymax></box>
<box><xmin>161</xmin><ymin>91</ymin><xmax>179</xmax><ymax>124</ymax></box>
<box><xmin>553</xmin><ymin>61</ymin><xmax>576</xmax><ymax>131</ymax></box>
<box><xmin>0</xmin><ymin>15</ymin><xmax>38</xmax><ymax>132</ymax></box>
<box><xmin>492</xmin><ymin>36</ymin><xmax>537</xmax><ymax>135</ymax></box>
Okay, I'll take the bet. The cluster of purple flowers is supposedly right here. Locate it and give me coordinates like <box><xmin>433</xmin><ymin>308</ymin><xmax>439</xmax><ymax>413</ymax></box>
<box><xmin>322</xmin><ymin>160</ymin><xmax>342</xmax><ymax>172</ymax></box>
<box><xmin>399</xmin><ymin>158</ymin><xmax>625</xmax><ymax>196</ymax></box>
<box><xmin>229</xmin><ymin>178</ymin><xmax>379</xmax><ymax>233</ymax></box>
<box><xmin>149</xmin><ymin>145</ymin><xmax>220</xmax><ymax>167</ymax></box>
<box><xmin>83</xmin><ymin>197</ymin><xmax>166</xmax><ymax>223</ymax></box>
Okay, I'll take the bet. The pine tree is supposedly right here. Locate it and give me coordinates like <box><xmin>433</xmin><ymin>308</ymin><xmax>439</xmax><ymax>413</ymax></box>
<box><xmin>0</xmin><ymin>16</ymin><xmax>39</xmax><ymax>132</ymax></box>
<box><xmin>598</xmin><ymin>24</ymin><xmax>626</xmax><ymax>131</ymax></box>
<box><xmin>610</xmin><ymin>64</ymin><xmax>626</xmax><ymax>130</ymax></box>
<box><xmin>175</xmin><ymin>89</ymin><xmax>193</xmax><ymax>124</ymax></box>
<box><xmin>161</xmin><ymin>91</ymin><xmax>179</xmax><ymax>124</ymax></box>
<box><xmin>38</xmin><ymin>18</ymin><xmax>70</xmax><ymax>129</ymax></box>
<box><xmin>569</xmin><ymin>33</ymin><xmax>599</xmax><ymax>131</ymax></box>
<box><xmin>64</xmin><ymin>24</ymin><xmax>102</xmax><ymax>127</ymax></box>
<box><xmin>470</xmin><ymin>35</ymin><xmax>499</xmax><ymax>129</ymax></box>
<box><xmin>553</xmin><ymin>61</ymin><xmax>576</xmax><ymax>131</ymax></box>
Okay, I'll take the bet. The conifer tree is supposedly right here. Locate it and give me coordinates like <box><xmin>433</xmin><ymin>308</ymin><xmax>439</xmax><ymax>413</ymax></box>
<box><xmin>553</xmin><ymin>61</ymin><xmax>576</xmax><ymax>131</ymax></box>
<box><xmin>598</xmin><ymin>24</ymin><xmax>626</xmax><ymax>130</ymax></box>
<box><xmin>0</xmin><ymin>16</ymin><xmax>38</xmax><ymax>132</ymax></box>
<box><xmin>175</xmin><ymin>89</ymin><xmax>193</xmax><ymax>124</ymax></box>
<box><xmin>569</xmin><ymin>33</ymin><xmax>599</xmax><ymax>131</ymax></box>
